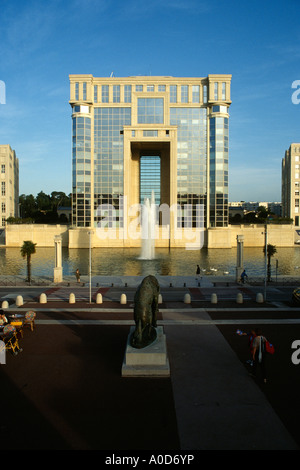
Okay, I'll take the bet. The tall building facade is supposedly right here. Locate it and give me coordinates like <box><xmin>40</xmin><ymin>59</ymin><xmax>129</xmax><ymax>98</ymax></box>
<box><xmin>282</xmin><ymin>143</ymin><xmax>300</xmax><ymax>226</ymax></box>
<box><xmin>0</xmin><ymin>145</ymin><xmax>19</xmax><ymax>227</ymax></box>
<box><xmin>69</xmin><ymin>74</ymin><xmax>231</xmax><ymax>245</ymax></box>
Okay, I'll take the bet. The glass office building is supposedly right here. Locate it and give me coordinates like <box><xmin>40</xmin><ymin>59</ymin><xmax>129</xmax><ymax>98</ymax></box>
<box><xmin>69</xmin><ymin>74</ymin><xmax>231</xmax><ymax>245</ymax></box>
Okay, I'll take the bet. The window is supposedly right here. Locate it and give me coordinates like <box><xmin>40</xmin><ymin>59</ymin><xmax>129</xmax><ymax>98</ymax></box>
<box><xmin>143</xmin><ymin>130</ymin><xmax>158</xmax><ymax>137</ymax></box>
<box><xmin>136</xmin><ymin>85</ymin><xmax>143</xmax><ymax>92</ymax></box>
<box><xmin>113</xmin><ymin>85</ymin><xmax>120</xmax><ymax>103</ymax></box>
<box><xmin>140</xmin><ymin>155</ymin><xmax>161</xmax><ymax>204</ymax></box>
<box><xmin>1</xmin><ymin>165</ymin><xmax>5</xmax><ymax>174</ymax></box>
<box><xmin>124</xmin><ymin>85</ymin><xmax>131</xmax><ymax>103</ymax></box>
<box><xmin>83</xmin><ymin>82</ymin><xmax>87</xmax><ymax>100</ymax></box>
<box><xmin>75</xmin><ymin>82</ymin><xmax>79</xmax><ymax>100</ymax></box>
<box><xmin>94</xmin><ymin>86</ymin><xmax>98</xmax><ymax>103</ymax></box>
<box><xmin>80</xmin><ymin>105</ymin><xmax>90</xmax><ymax>113</ymax></box>
<box><xmin>222</xmin><ymin>82</ymin><xmax>226</xmax><ymax>100</ymax></box>
<box><xmin>137</xmin><ymin>98</ymin><xmax>164</xmax><ymax>124</ymax></box>
<box><xmin>214</xmin><ymin>82</ymin><xmax>218</xmax><ymax>100</ymax></box>
<box><xmin>192</xmin><ymin>86</ymin><xmax>200</xmax><ymax>103</ymax></box>
<box><xmin>1</xmin><ymin>202</ymin><xmax>5</xmax><ymax>212</ymax></box>
<box><xmin>212</xmin><ymin>105</ymin><xmax>228</xmax><ymax>113</ymax></box>
<box><xmin>181</xmin><ymin>85</ymin><xmax>188</xmax><ymax>103</ymax></box>
<box><xmin>170</xmin><ymin>85</ymin><xmax>177</xmax><ymax>103</ymax></box>
<box><xmin>1</xmin><ymin>182</ymin><xmax>5</xmax><ymax>196</ymax></box>
<box><xmin>102</xmin><ymin>85</ymin><xmax>109</xmax><ymax>103</ymax></box>
<box><xmin>158</xmin><ymin>85</ymin><xmax>166</xmax><ymax>92</ymax></box>
<box><xmin>203</xmin><ymin>85</ymin><xmax>207</xmax><ymax>103</ymax></box>
<box><xmin>147</xmin><ymin>85</ymin><xmax>154</xmax><ymax>92</ymax></box>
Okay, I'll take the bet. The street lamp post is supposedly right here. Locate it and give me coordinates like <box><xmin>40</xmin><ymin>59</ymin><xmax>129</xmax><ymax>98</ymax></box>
<box><xmin>88</xmin><ymin>230</ymin><xmax>93</xmax><ymax>303</ymax></box>
<box><xmin>264</xmin><ymin>222</ymin><xmax>268</xmax><ymax>302</ymax></box>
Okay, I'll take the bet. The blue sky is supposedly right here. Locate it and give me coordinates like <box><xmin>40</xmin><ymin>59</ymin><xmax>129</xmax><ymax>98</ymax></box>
<box><xmin>0</xmin><ymin>0</ymin><xmax>299</xmax><ymax>202</ymax></box>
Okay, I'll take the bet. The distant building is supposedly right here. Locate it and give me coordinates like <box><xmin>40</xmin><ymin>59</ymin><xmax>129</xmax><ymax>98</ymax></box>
<box><xmin>229</xmin><ymin>201</ymin><xmax>282</xmax><ymax>217</ymax></box>
<box><xmin>268</xmin><ymin>202</ymin><xmax>281</xmax><ymax>217</ymax></box>
<box><xmin>69</xmin><ymin>74</ymin><xmax>232</xmax><ymax>246</ymax></box>
<box><xmin>0</xmin><ymin>145</ymin><xmax>19</xmax><ymax>227</ymax></box>
<box><xmin>282</xmin><ymin>143</ymin><xmax>300</xmax><ymax>226</ymax></box>
<box><xmin>57</xmin><ymin>206</ymin><xmax>71</xmax><ymax>223</ymax></box>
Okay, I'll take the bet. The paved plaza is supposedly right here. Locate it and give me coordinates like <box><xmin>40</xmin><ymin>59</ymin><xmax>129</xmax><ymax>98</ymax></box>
<box><xmin>1</xmin><ymin>275</ymin><xmax>300</xmax><ymax>452</ymax></box>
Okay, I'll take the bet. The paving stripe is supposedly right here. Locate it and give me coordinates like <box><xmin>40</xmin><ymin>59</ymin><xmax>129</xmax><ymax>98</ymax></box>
<box><xmin>34</xmin><ymin>318</ymin><xmax>300</xmax><ymax>326</ymax></box>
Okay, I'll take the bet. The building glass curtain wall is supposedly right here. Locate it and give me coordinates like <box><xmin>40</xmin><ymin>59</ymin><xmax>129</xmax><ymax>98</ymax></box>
<box><xmin>72</xmin><ymin>113</ymin><xmax>91</xmax><ymax>227</ymax></box>
<box><xmin>140</xmin><ymin>155</ymin><xmax>161</xmax><ymax>205</ymax></box>
<box><xmin>94</xmin><ymin>107</ymin><xmax>131</xmax><ymax>228</ymax></box>
<box><xmin>170</xmin><ymin>107</ymin><xmax>207</xmax><ymax>227</ymax></box>
<box><xmin>209</xmin><ymin>112</ymin><xmax>229</xmax><ymax>227</ymax></box>
<box><xmin>69</xmin><ymin>74</ymin><xmax>232</xmax><ymax>241</ymax></box>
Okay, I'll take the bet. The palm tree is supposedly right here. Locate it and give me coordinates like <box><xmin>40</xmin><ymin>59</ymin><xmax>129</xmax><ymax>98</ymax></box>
<box><xmin>263</xmin><ymin>243</ymin><xmax>277</xmax><ymax>282</ymax></box>
<box><xmin>20</xmin><ymin>240</ymin><xmax>37</xmax><ymax>284</ymax></box>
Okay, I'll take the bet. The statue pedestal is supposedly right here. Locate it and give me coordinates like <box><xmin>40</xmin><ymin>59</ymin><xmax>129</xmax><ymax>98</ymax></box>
<box><xmin>122</xmin><ymin>326</ymin><xmax>170</xmax><ymax>377</ymax></box>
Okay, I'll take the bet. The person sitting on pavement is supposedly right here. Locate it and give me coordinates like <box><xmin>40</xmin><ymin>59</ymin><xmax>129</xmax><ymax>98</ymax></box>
<box><xmin>0</xmin><ymin>312</ymin><xmax>8</xmax><ymax>325</ymax></box>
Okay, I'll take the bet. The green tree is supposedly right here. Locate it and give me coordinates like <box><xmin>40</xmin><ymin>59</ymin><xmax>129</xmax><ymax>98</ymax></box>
<box><xmin>19</xmin><ymin>191</ymin><xmax>71</xmax><ymax>224</ymax></box>
<box><xmin>257</xmin><ymin>206</ymin><xmax>269</xmax><ymax>219</ymax></box>
<box><xmin>36</xmin><ymin>191</ymin><xmax>51</xmax><ymax>211</ymax></box>
<box><xmin>20</xmin><ymin>240</ymin><xmax>37</xmax><ymax>284</ymax></box>
<box><xmin>19</xmin><ymin>194</ymin><xmax>37</xmax><ymax>218</ymax></box>
<box><xmin>263</xmin><ymin>243</ymin><xmax>277</xmax><ymax>282</ymax></box>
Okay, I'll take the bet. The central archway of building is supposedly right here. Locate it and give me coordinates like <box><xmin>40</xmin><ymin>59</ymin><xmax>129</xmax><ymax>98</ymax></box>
<box><xmin>130</xmin><ymin>141</ymin><xmax>171</xmax><ymax>213</ymax></box>
<box><xmin>140</xmin><ymin>154</ymin><xmax>161</xmax><ymax>205</ymax></box>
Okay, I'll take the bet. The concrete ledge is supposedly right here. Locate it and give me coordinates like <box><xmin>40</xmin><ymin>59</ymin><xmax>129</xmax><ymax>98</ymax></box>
<box><xmin>122</xmin><ymin>326</ymin><xmax>170</xmax><ymax>377</ymax></box>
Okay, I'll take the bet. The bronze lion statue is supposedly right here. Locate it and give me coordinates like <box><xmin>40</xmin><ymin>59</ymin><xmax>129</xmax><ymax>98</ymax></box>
<box><xmin>130</xmin><ymin>275</ymin><xmax>160</xmax><ymax>349</ymax></box>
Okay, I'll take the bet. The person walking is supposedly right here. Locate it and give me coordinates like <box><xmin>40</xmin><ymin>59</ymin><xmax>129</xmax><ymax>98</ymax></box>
<box><xmin>251</xmin><ymin>328</ymin><xmax>267</xmax><ymax>383</ymax></box>
<box><xmin>240</xmin><ymin>269</ymin><xmax>248</xmax><ymax>284</ymax></box>
<box><xmin>75</xmin><ymin>268</ymin><xmax>81</xmax><ymax>283</ymax></box>
<box><xmin>196</xmin><ymin>265</ymin><xmax>200</xmax><ymax>275</ymax></box>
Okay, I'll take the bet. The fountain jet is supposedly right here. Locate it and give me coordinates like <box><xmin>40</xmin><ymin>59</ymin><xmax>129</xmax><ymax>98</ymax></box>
<box><xmin>140</xmin><ymin>191</ymin><xmax>156</xmax><ymax>260</ymax></box>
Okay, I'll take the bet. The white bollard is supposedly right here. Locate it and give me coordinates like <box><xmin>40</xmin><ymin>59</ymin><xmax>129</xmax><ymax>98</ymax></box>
<box><xmin>120</xmin><ymin>293</ymin><xmax>127</xmax><ymax>305</ymax></box>
<box><xmin>16</xmin><ymin>295</ymin><xmax>23</xmax><ymax>306</ymax></box>
<box><xmin>236</xmin><ymin>292</ymin><xmax>243</xmax><ymax>304</ymax></box>
<box><xmin>256</xmin><ymin>292</ymin><xmax>264</xmax><ymax>304</ymax></box>
<box><xmin>96</xmin><ymin>293</ymin><xmax>103</xmax><ymax>304</ymax></box>
<box><xmin>184</xmin><ymin>293</ymin><xmax>191</xmax><ymax>304</ymax></box>
<box><xmin>211</xmin><ymin>293</ymin><xmax>218</xmax><ymax>304</ymax></box>
<box><xmin>1</xmin><ymin>300</ymin><xmax>9</xmax><ymax>309</ymax></box>
<box><xmin>158</xmin><ymin>293</ymin><xmax>163</xmax><ymax>304</ymax></box>
<box><xmin>69</xmin><ymin>293</ymin><xmax>76</xmax><ymax>304</ymax></box>
<box><xmin>39</xmin><ymin>293</ymin><xmax>47</xmax><ymax>304</ymax></box>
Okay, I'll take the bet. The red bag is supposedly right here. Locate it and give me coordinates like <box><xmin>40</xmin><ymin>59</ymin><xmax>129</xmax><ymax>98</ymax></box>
<box><xmin>265</xmin><ymin>340</ymin><xmax>275</xmax><ymax>354</ymax></box>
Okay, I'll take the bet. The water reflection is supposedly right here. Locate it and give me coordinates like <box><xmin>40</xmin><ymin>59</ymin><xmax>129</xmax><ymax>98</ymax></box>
<box><xmin>1</xmin><ymin>246</ymin><xmax>300</xmax><ymax>278</ymax></box>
